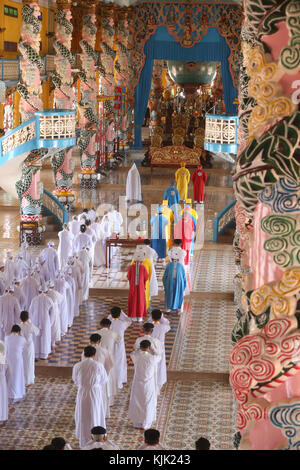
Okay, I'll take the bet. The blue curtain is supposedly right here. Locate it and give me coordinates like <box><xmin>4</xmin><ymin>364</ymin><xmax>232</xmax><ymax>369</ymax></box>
<box><xmin>133</xmin><ymin>27</ymin><xmax>237</xmax><ymax>148</ymax></box>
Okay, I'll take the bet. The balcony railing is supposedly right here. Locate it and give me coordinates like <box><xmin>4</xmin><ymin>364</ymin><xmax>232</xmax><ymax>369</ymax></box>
<box><xmin>213</xmin><ymin>199</ymin><xmax>236</xmax><ymax>243</ymax></box>
<box><xmin>204</xmin><ymin>114</ymin><xmax>239</xmax><ymax>155</ymax></box>
<box><xmin>42</xmin><ymin>188</ymin><xmax>68</xmax><ymax>229</ymax></box>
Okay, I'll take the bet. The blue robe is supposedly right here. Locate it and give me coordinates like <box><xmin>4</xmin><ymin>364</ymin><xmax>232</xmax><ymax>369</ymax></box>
<box><xmin>150</xmin><ymin>214</ymin><xmax>168</xmax><ymax>259</ymax></box>
<box><xmin>163</xmin><ymin>186</ymin><xmax>180</xmax><ymax>222</ymax></box>
<box><xmin>162</xmin><ymin>261</ymin><xmax>187</xmax><ymax>310</ymax></box>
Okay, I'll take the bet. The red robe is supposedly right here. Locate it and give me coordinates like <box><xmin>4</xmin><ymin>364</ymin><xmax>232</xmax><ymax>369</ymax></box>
<box><xmin>127</xmin><ymin>262</ymin><xmax>149</xmax><ymax>318</ymax></box>
<box><xmin>173</xmin><ymin>216</ymin><xmax>195</xmax><ymax>265</ymax></box>
<box><xmin>191</xmin><ymin>168</ymin><xmax>207</xmax><ymax>202</ymax></box>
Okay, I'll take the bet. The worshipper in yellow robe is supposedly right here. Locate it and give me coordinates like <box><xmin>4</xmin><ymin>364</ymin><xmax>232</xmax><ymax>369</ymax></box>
<box><xmin>175</xmin><ymin>162</ymin><xmax>190</xmax><ymax>202</ymax></box>
<box><xmin>161</xmin><ymin>201</ymin><xmax>174</xmax><ymax>249</ymax></box>
<box><xmin>131</xmin><ymin>255</ymin><xmax>152</xmax><ymax>310</ymax></box>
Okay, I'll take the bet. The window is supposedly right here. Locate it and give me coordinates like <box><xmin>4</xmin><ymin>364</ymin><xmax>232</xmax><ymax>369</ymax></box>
<box><xmin>4</xmin><ymin>5</ymin><xmax>18</xmax><ymax>17</ymax></box>
<box><xmin>4</xmin><ymin>41</ymin><xmax>17</xmax><ymax>52</ymax></box>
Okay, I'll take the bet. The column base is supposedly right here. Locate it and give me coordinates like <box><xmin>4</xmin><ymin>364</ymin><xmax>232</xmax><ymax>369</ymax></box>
<box><xmin>18</xmin><ymin>220</ymin><xmax>45</xmax><ymax>246</ymax></box>
<box><xmin>79</xmin><ymin>173</ymin><xmax>98</xmax><ymax>189</ymax></box>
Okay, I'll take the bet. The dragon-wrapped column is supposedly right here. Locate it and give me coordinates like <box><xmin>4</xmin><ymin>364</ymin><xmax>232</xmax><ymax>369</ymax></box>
<box><xmin>230</xmin><ymin>0</ymin><xmax>300</xmax><ymax>450</ymax></box>
<box><xmin>51</xmin><ymin>0</ymin><xmax>76</xmax><ymax>210</ymax></box>
<box><xmin>78</xmin><ymin>0</ymin><xmax>99</xmax><ymax>189</ymax></box>
<box><xmin>16</xmin><ymin>0</ymin><xmax>45</xmax><ymax>244</ymax></box>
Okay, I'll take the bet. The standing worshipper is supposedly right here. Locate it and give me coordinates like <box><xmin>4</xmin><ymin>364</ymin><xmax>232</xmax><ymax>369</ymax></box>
<box><xmin>29</xmin><ymin>286</ymin><xmax>55</xmax><ymax>360</ymax></box>
<box><xmin>77</xmin><ymin>246</ymin><xmax>92</xmax><ymax>301</ymax></box>
<box><xmin>150</xmin><ymin>309</ymin><xmax>170</xmax><ymax>392</ymax></box>
<box><xmin>162</xmin><ymin>248</ymin><xmax>187</xmax><ymax>312</ymax></box>
<box><xmin>12</xmin><ymin>278</ymin><xmax>26</xmax><ymax>311</ymax></box>
<box><xmin>93</xmin><ymin>219</ymin><xmax>109</xmax><ymax>268</ymax></box>
<box><xmin>163</xmin><ymin>181</ymin><xmax>180</xmax><ymax>222</ymax></box>
<box><xmin>175</xmin><ymin>162</ymin><xmax>190</xmax><ymax>202</ymax></box>
<box><xmin>67</xmin><ymin>257</ymin><xmax>83</xmax><ymax>317</ymax></box>
<box><xmin>58</xmin><ymin>224</ymin><xmax>74</xmax><ymax>270</ymax></box>
<box><xmin>72</xmin><ymin>345</ymin><xmax>108</xmax><ymax>448</ymax></box>
<box><xmin>107</xmin><ymin>307</ymin><xmax>132</xmax><ymax>389</ymax></box>
<box><xmin>173</xmin><ymin>214</ymin><xmax>195</xmax><ymax>265</ymax></box>
<box><xmin>73</xmin><ymin>224</ymin><xmax>92</xmax><ymax>254</ymax></box>
<box><xmin>96</xmin><ymin>318</ymin><xmax>120</xmax><ymax>406</ymax></box>
<box><xmin>20</xmin><ymin>270</ymin><xmax>40</xmax><ymax>312</ymax></box>
<box><xmin>38</xmin><ymin>257</ymin><xmax>51</xmax><ymax>284</ymax></box>
<box><xmin>88</xmin><ymin>207</ymin><xmax>97</xmax><ymax>222</ymax></box>
<box><xmin>19</xmin><ymin>311</ymin><xmax>39</xmax><ymax>386</ymax></box>
<box><xmin>134</xmin><ymin>322</ymin><xmax>163</xmax><ymax>357</ymax></box>
<box><xmin>85</xmin><ymin>219</ymin><xmax>97</xmax><ymax>265</ymax></box>
<box><xmin>0</xmin><ymin>340</ymin><xmax>9</xmax><ymax>424</ymax></box>
<box><xmin>5</xmin><ymin>325</ymin><xmax>26</xmax><ymax>403</ymax></box>
<box><xmin>0</xmin><ymin>262</ymin><xmax>6</xmax><ymax>296</ymax></box>
<box><xmin>64</xmin><ymin>267</ymin><xmax>76</xmax><ymax>328</ymax></box>
<box><xmin>138</xmin><ymin>240</ymin><xmax>158</xmax><ymax>298</ymax></box>
<box><xmin>46</xmin><ymin>281</ymin><xmax>63</xmax><ymax>347</ymax></box>
<box><xmin>106</xmin><ymin>208</ymin><xmax>123</xmax><ymax>237</ymax></box>
<box><xmin>68</xmin><ymin>215</ymin><xmax>81</xmax><ymax>238</ymax></box>
<box><xmin>131</xmin><ymin>249</ymin><xmax>152</xmax><ymax>313</ymax></box>
<box><xmin>191</xmin><ymin>164</ymin><xmax>207</xmax><ymax>203</ymax></box>
<box><xmin>127</xmin><ymin>251</ymin><xmax>149</xmax><ymax>322</ymax></box>
<box><xmin>167</xmin><ymin>239</ymin><xmax>186</xmax><ymax>265</ymax></box>
<box><xmin>128</xmin><ymin>340</ymin><xmax>161</xmax><ymax>430</ymax></box>
<box><xmin>0</xmin><ymin>286</ymin><xmax>21</xmax><ymax>341</ymax></box>
<box><xmin>54</xmin><ymin>272</ymin><xmax>71</xmax><ymax>337</ymax></box>
<box><xmin>150</xmin><ymin>205</ymin><xmax>168</xmax><ymax>261</ymax></box>
<box><xmin>20</xmin><ymin>241</ymin><xmax>35</xmax><ymax>270</ymax></box>
<box><xmin>126</xmin><ymin>163</ymin><xmax>142</xmax><ymax>202</ymax></box>
<box><xmin>161</xmin><ymin>201</ymin><xmax>174</xmax><ymax>249</ymax></box>
<box><xmin>4</xmin><ymin>252</ymin><xmax>17</xmax><ymax>287</ymax></box>
<box><xmin>40</xmin><ymin>241</ymin><xmax>59</xmax><ymax>280</ymax></box>
<box><xmin>14</xmin><ymin>253</ymin><xmax>29</xmax><ymax>279</ymax></box>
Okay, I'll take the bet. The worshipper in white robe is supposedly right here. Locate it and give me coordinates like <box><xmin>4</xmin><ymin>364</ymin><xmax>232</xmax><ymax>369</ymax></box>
<box><xmin>74</xmin><ymin>254</ymin><xmax>85</xmax><ymax>303</ymax></box>
<box><xmin>46</xmin><ymin>281</ymin><xmax>63</xmax><ymax>346</ymax></box>
<box><xmin>85</xmin><ymin>220</ymin><xmax>97</xmax><ymax>265</ymax></box>
<box><xmin>77</xmin><ymin>247</ymin><xmax>92</xmax><ymax>301</ymax></box>
<box><xmin>93</xmin><ymin>219</ymin><xmax>109</xmax><ymax>268</ymax></box>
<box><xmin>38</xmin><ymin>257</ymin><xmax>51</xmax><ymax>284</ymax></box>
<box><xmin>29</xmin><ymin>286</ymin><xmax>55</xmax><ymax>359</ymax></box>
<box><xmin>0</xmin><ymin>286</ymin><xmax>21</xmax><ymax>341</ymax></box>
<box><xmin>4</xmin><ymin>252</ymin><xmax>17</xmax><ymax>287</ymax></box>
<box><xmin>78</xmin><ymin>208</ymin><xmax>89</xmax><ymax>221</ymax></box>
<box><xmin>12</xmin><ymin>278</ymin><xmax>26</xmax><ymax>311</ymax></box>
<box><xmin>20</xmin><ymin>241</ymin><xmax>35</xmax><ymax>270</ymax></box>
<box><xmin>32</xmin><ymin>263</ymin><xmax>44</xmax><ymax>287</ymax></box>
<box><xmin>19</xmin><ymin>311</ymin><xmax>39</xmax><ymax>386</ymax></box>
<box><xmin>73</xmin><ymin>224</ymin><xmax>92</xmax><ymax>255</ymax></box>
<box><xmin>106</xmin><ymin>208</ymin><xmax>123</xmax><ymax>237</ymax></box>
<box><xmin>0</xmin><ymin>340</ymin><xmax>9</xmax><ymax>423</ymax></box>
<box><xmin>134</xmin><ymin>322</ymin><xmax>162</xmax><ymax>394</ymax></box>
<box><xmin>167</xmin><ymin>240</ymin><xmax>186</xmax><ymax>265</ymax></box>
<box><xmin>67</xmin><ymin>256</ymin><xmax>83</xmax><ymax>317</ymax></box>
<box><xmin>126</xmin><ymin>163</ymin><xmax>142</xmax><ymax>202</ymax></box>
<box><xmin>14</xmin><ymin>253</ymin><xmax>29</xmax><ymax>279</ymax></box>
<box><xmin>40</xmin><ymin>241</ymin><xmax>59</xmax><ymax>280</ymax></box>
<box><xmin>135</xmin><ymin>241</ymin><xmax>159</xmax><ymax>298</ymax></box>
<box><xmin>5</xmin><ymin>325</ymin><xmax>26</xmax><ymax>403</ymax></box>
<box><xmin>107</xmin><ymin>307</ymin><xmax>132</xmax><ymax>389</ymax></box>
<box><xmin>96</xmin><ymin>318</ymin><xmax>121</xmax><ymax>406</ymax></box>
<box><xmin>20</xmin><ymin>270</ymin><xmax>40</xmax><ymax>312</ymax></box>
<box><xmin>72</xmin><ymin>345</ymin><xmax>108</xmax><ymax>448</ymax></box>
<box><xmin>137</xmin><ymin>429</ymin><xmax>166</xmax><ymax>450</ymax></box>
<box><xmin>68</xmin><ymin>215</ymin><xmax>81</xmax><ymax>238</ymax></box>
<box><xmin>81</xmin><ymin>334</ymin><xmax>114</xmax><ymax>419</ymax></box>
<box><xmin>81</xmin><ymin>426</ymin><xmax>118</xmax><ymax>450</ymax></box>
<box><xmin>0</xmin><ymin>262</ymin><xmax>6</xmax><ymax>296</ymax></box>
<box><xmin>58</xmin><ymin>224</ymin><xmax>74</xmax><ymax>270</ymax></box>
<box><xmin>149</xmin><ymin>309</ymin><xmax>170</xmax><ymax>392</ymax></box>
<box><xmin>128</xmin><ymin>340</ymin><xmax>161</xmax><ymax>429</ymax></box>
<box><xmin>88</xmin><ymin>207</ymin><xmax>97</xmax><ymax>223</ymax></box>
<box><xmin>54</xmin><ymin>273</ymin><xmax>71</xmax><ymax>336</ymax></box>
<box><xmin>64</xmin><ymin>267</ymin><xmax>76</xmax><ymax>328</ymax></box>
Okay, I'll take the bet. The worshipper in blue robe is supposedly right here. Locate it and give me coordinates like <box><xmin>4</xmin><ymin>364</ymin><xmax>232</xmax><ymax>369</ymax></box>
<box><xmin>162</xmin><ymin>250</ymin><xmax>187</xmax><ymax>312</ymax></box>
<box><xmin>150</xmin><ymin>206</ymin><xmax>168</xmax><ymax>260</ymax></box>
<box><xmin>163</xmin><ymin>182</ymin><xmax>180</xmax><ymax>223</ymax></box>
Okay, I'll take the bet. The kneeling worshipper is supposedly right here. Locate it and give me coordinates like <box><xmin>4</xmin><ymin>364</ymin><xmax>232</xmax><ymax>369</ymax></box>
<box><xmin>128</xmin><ymin>340</ymin><xmax>161</xmax><ymax>430</ymax></box>
<box><xmin>0</xmin><ymin>340</ymin><xmax>9</xmax><ymax>424</ymax></box>
<box><xmin>58</xmin><ymin>224</ymin><xmax>74</xmax><ymax>270</ymax></box>
<box><xmin>29</xmin><ymin>285</ymin><xmax>55</xmax><ymax>360</ymax></box>
<box><xmin>162</xmin><ymin>247</ymin><xmax>187</xmax><ymax>313</ymax></box>
<box><xmin>163</xmin><ymin>181</ymin><xmax>180</xmax><ymax>223</ymax></box>
<box><xmin>72</xmin><ymin>345</ymin><xmax>108</xmax><ymax>448</ymax></box>
<box><xmin>5</xmin><ymin>325</ymin><xmax>26</xmax><ymax>404</ymax></box>
<box><xmin>81</xmin><ymin>426</ymin><xmax>118</xmax><ymax>451</ymax></box>
<box><xmin>127</xmin><ymin>251</ymin><xmax>149</xmax><ymax>322</ymax></box>
<box><xmin>126</xmin><ymin>163</ymin><xmax>142</xmax><ymax>202</ymax></box>
<box><xmin>19</xmin><ymin>311</ymin><xmax>39</xmax><ymax>386</ymax></box>
<box><xmin>150</xmin><ymin>204</ymin><xmax>169</xmax><ymax>261</ymax></box>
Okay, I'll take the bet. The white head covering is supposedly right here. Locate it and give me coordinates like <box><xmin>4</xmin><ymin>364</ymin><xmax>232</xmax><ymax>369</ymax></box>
<box><xmin>48</xmin><ymin>241</ymin><xmax>55</xmax><ymax>247</ymax></box>
<box><xmin>133</xmin><ymin>250</ymin><xmax>145</xmax><ymax>263</ymax></box>
<box><xmin>47</xmin><ymin>280</ymin><xmax>55</xmax><ymax>289</ymax></box>
<box><xmin>0</xmin><ymin>341</ymin><xmax>5</xmax><ymax>364</ymax></box>
<box><xmin>6</xmin><ymin>251</ymin><xmax>13</xmax><ymax>260</ymax></box>
<box><xmin>8</xmin><ymin>285</ymin><xmax>14</xmax><ymax>293</ymax></box>
<box><xmin>16</xmin><ymin>253</ymin><xmax>23</xmax><ymax>260</ymax></box>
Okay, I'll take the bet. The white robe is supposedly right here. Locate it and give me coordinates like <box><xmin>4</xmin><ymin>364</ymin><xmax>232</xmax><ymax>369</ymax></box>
<box><xmin>0</xmin><ymin>294</ymin><xmax>21</xmax><ymax>341</ymax></box>
<box><xmin>96</xmin><ymin>328</ymin><xmax>121</xmax><ymax>405</ymax></box>
<box><xmin>47</xmin><ymin>290</ymin><xmax>63</xmax><ymax>345</ymax></box>
<box><xmin>29</xmin><ymin>293</ymin><xmax>54</xmax><ymax>359</ymax></box>
<box><xmin>64</xmin><ymin>275</ymin><xmax>76</xmax><ymax>327</ymax></box>
<box><xmin>107</xmin><ymin>210</ymin><xmax>123</xmax><ymax>235</ymax></box>
<box><xmin>0</xmin><ymin>362</ymin><xmax>9</xmax><ymax>422</ymax></box>
<box><xmin>39</xmin><ymin>264</ymin><xmax>50</xmax><ymax>284</ymax></box>
<box><xmin>78</xmin><ymin>250</ymin><xmax>92</xmax><ymax>300</ymax></box>
<box><xmin>20</xmin><ymin>276</ymin><xmax>40</xmax><ymax>312</ymax></box>
<box><xmin>126</xmin><ymin>163</ymin><xmax>142</xmax><ymax>202</ymax></box>
<box><xmin>13</xmin><ymin>286</ymin><xmax>26</xmax><ymax>312</ymax></box>
<box><xmin>13</xmin><ymin>259</ymin><xmax>29</xmax><ymax>279</ymax></box>
<box><xmin>68</xmin><ymin>219</ymin><xmax>81</xmax><ymax>238</ymax></box>
<box><xmin>58</xmin><ymin>229</ymin><xmax>74</xmax><ymax>270</ymax></box>
<box><xmin>54</xmin><ymin>277</ymin><xmax>71</xmax><ymax>336</ymax></box>
<box><xmin>0</xmin><ymin>274</ymin><xmax>7</xmax><ymax>296</ymax></box>
<box><xmin>40</xmin><ymin>247</ymin><xmax>59</xmax><ymax>280</ymax></box>
<box><xmin>93</xmin><ymin>222</ymin><xmax>108</xmax><ymax>268</ymax></box>
<box><xmin>81</xmin><ymin>439</ymin><xmax>118</xmax><ymax>450</ymax></box>
<box><xmin>21</xmin><ymin>248</ymin><xmax>35</xmax><ymax>269</ymax></box>
<box><xmin>88</xmin><ymin>209</ymin><xmax>97</xmax><ymax>222</ymax></box>
<box><xmin>73</xmin><ymin>233</ymin><xmax>92</xmax><ymax>254</ymax></box>
<box><xmin>4</xmin><ymin>260</ymin><xmax>17</xmax><ymax>287</ymax></box>
<box><xmin>107</xmin><ymin>313</ymin><xmax>131</xmax><ymax>388</ymax></box>
<box><xmin>128</xmin><ymin>350</ymin><xmax>160</xmax><ymax>429</ymax></box>
<box><xmin>19</xmin><ymin>320</ymin><xmax>39</xmax><ymax>385</ymax></box>
<box><xmin>72</xmin><ymin>358</ymin><xmax>108</xmax><ymax>448</ymax></box>
<box><xmin>151</xmin><ymin>322</ymin><xmax>170</xmax><ymax>391</ymax></box>
<box><xmin>5</xmin><ymin>334</ymin><xmax>26</xmax><ymax>402</ymax></box>
<box><xmin>68</xmin><ymin>264</ymin><xmax>82</xmax><ymax>317</ymax></box>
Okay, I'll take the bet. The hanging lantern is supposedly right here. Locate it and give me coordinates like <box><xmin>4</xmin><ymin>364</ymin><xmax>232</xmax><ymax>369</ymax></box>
<box><xmin>114</xmin><ymin>86</ymin><xmax>122</xmax><ymax>110</ymax></box>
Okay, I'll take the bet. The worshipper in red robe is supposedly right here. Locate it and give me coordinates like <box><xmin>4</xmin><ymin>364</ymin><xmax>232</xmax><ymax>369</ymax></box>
<box><xmin>127</xmin><ymin>251</ymin><xmax>149</xmax><ymax>322</ymax></box>
<box><xmin>173</xmin><ymin>215</ymin><xmax>195</xmax><ymax>265</ymax></box>
<box><xmin>191</xmin><ymin>164</ymin><xmax>207</xmax><ymax>203</ymax></box>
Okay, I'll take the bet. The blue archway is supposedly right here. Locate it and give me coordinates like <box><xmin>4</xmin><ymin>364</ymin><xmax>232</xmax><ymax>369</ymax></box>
<box><xmin>133</xmin><ymin>26</ymin><xmax>237</xmax><ymax>148</ymax></box>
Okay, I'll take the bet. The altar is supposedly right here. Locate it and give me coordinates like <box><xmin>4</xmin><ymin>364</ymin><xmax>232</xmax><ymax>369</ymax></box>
<box><xmin>150</xmin><ymin>145</ymin><xmax>202</xmax><ymax>175</ymax></box>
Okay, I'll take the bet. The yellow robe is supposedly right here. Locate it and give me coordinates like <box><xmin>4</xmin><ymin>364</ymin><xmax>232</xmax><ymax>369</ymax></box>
<box><xmin>160</xmin><ymin>205</ymin><xmax>174</xmax><ymax>249</ymax></box>
<box><xmin>180</xmin><ymin>206</ymin><xmax>198</xmax><ymax>221</ymax></box>
<box><xmin>131</xmin><ymin>257</ymin><xmax>152</xmax><ymax>309</ymax></box>
<box><xmin>175</xmin><ymin>167</ymin><xmax>190</xmax><ymax>201</ymax></box>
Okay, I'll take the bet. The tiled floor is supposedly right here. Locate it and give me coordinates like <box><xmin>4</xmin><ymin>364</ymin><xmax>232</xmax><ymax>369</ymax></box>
<box><xmin>0</xmin><ymin>150</ymin><xmax>237</xmax><ymax>450</ymax></box>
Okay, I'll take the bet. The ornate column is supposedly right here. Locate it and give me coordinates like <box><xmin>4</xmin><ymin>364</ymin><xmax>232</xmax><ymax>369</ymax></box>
<box><xmin>16</xmin><ymin>0</ymin><xmax>45</xmax><ymax>244</ymax></box>
<box><xmin>78</xmin><ymin>0</ymin><xmax>99</xmax><ymax>189</ymax></box>
<box><xmin>51</xmin><ymin>0</ymin><xmax>76</xmax><ymax>210</ymax></box>
<box><xmin>231</xmin><ymin>0</ymin><xmax>300</xmax><ymax>450</ymax></box>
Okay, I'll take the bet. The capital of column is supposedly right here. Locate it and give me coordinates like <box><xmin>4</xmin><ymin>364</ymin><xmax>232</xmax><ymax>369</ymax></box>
<box><xmin>56</xmin><ymin>0</ymin><xmax>72</xmax><ymax>9</ymax></box>
<box><xmin>80</xmin><ymin>0</ymin><xmax>97</xmax><ymax>14</ymax></box>
<box><xmin>22</xmin><ymin>0</ymin><xmax>39</xmax><ymax>4</ymax></box>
